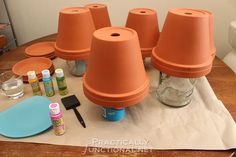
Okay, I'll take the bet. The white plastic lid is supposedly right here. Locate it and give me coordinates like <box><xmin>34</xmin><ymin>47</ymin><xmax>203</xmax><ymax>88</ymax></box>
<box><xmin>27</xmin><ymin>71</ymin><xmax>36</xmax><ymax>80</ymax></box>
<box><xmin>49</xmin><ymin>103</ymin><xmax>60</xmax><ymax>115</ymax></box>
<box><xmin>55</xmin><ymin>68</ymin><xmax>64</xmax><ymax>78</ymax></box>
<box><xmin>41</xmin><ymin>69</ymin><xmax>50</xmax><ymax>78</ymax></box>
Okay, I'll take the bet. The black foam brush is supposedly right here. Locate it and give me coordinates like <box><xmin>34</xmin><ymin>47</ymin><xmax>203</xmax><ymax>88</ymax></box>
<box><xmin>61</xmin><ymin>95</ymin><xmax>86</xmax><ymax>128</ymax></box>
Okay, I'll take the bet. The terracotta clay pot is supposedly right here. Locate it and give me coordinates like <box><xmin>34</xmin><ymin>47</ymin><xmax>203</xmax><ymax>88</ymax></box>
<box><xmin>126</xmin><ymin>8</ymin><xmax>160</xmax><ymax>58</ymax></box>
<box><xmin>0</xmin><ymin>35</ymin><xmax>7</xmax><ymax>49</ymax></box>
<box><xmin>55</xmin><ymin>7</ymin><xmax>95</xmax><ymax>60</ymax></box>
<box><xmin>83</xmin><ymin>27</ymin><xmax>149</xmax><ymax>108</ymax></box>
<box><xmin>151</xmin><ymin>8</ymin><xmax>215</xmax><ymax>78</ymax></box>
<box><xmin>201</xmin><ymin>10</ymin><xmax>216</xmax><ymax>55</ymax></box>
<box><xmin>85</xmin><ymin>3</ymin><xmax>111</xmax><ymax>30</ymax></box>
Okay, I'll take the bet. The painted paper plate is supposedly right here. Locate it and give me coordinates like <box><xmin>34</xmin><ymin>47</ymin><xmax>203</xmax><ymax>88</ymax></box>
<box><xmin>12</xmin><ymin>57</ymin><xmax>53</xmax><ymax>77</ymax></box>
<box><xmin>0</xmin><ymin>96</ymin><xmax>52</xmax><ymax>138</ymax></box>
<box><xmin>25</xmin><ymin>42</ymin><xmax>55</xmax><ymax>57</ymax></box>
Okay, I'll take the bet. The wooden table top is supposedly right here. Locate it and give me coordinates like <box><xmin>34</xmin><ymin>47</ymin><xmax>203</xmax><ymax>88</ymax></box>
<box><xmin>0</xmin><ymin>34</ymin><xmax>236</xmax><ymax>157</ymax></box>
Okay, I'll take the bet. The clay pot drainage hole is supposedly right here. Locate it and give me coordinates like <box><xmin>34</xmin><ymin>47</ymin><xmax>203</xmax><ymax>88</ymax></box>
<box><xmin>185</xmin><ymin>12</ymin><xmax>192</xmax><ymax>15</ymax></box>
<box><xmin>72</xmin><ymin>10</ymin><xmax>79</xmax><ymax>12</ymax></box>
<box><xmin>111</xmin><ymin>33</ymin><xmax>120</xmax><ymax>37</ymax></box>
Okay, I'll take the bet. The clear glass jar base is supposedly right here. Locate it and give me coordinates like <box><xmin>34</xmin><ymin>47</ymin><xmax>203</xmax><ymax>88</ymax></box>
<box><xmin>156</xmin><ymin>73</ymin><xmax>196</xmax><ymax>107</ymax></box>
<box><xmin>157</xmin><ymin>94</ymin><xmax>192</xmax><ymax>107</ymax></box>
<box><xmin>8</xmin><ymin>91</ymin><xmax>24</xmax><ymax>100</ymax></box>
<box><xmin>66</xmin><ymin>60</ymin><xmax>87</xmax><ymax>77</ymax></box>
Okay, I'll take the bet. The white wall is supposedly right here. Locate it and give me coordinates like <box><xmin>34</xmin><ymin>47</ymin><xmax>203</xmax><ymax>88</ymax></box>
<box><xmin>5</xmin><ymin>0</ymin><xmax>236</xmax><ymax>58</ymax></box>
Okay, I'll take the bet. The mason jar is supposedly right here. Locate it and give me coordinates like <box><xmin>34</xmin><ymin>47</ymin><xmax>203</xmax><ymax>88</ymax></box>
<box><xmin>156</xmin><ymin>73</ymin><xmax>197</xmax><ymax>107</ymax></box>
<box><xmin>66</xmin><ymin>60</ymin><xmax>87</xmax><ymax>77</ymax></box>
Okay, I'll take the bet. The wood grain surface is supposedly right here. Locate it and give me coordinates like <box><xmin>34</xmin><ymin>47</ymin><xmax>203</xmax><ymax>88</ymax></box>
<box><xmin>0</xmin><ymin>34</ymin><xmax>236</xmax><ymax>157</ymax></box>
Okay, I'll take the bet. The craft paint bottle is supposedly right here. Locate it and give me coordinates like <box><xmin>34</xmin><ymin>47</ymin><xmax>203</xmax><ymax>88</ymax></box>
<box><xmin>55</xmin><ymin>68</ymin><xmax>68</xmax><ymax>96</ymax></box>
<box><xmin>42</xmin><ymin>69</ymin><xmax>55</xmax><ymax>97</ymax></box>
<box><xmin>27</xmin><ymin>71</ymin><xmax>42</xmax><ymax>96</ymax></box>
<box><xmin>49</xmin><ymin>103</ymin><xmax>65</xmax><ymax>136</ymax></box>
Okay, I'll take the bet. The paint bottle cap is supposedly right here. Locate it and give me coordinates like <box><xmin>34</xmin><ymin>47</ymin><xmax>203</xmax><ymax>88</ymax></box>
<box><xmin>55</xmin><ymin>68</ymin><xmax>64</xmax><ymax>78</ymax></box>
<box><xmin>49</xmin><ymin>103</ymin><xmax>61</xmax><ymax>115</ymax></box>
<box><xmin>27</xmin><ymin>71</ymin><xmax>36</xmax><ymax>80</ymax></box>
<box><xmin>42</xmin><ymin>69</ymin><xmax>51</xmax><ymax>79</ymax></box>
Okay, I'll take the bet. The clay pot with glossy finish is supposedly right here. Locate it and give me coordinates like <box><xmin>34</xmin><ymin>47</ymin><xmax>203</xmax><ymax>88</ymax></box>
<box><xmin>85</xmin><ymin>3</ymin><xmax>111</xmax><ymax>30</ymax></box>
<box><xmin>151</xmin><ymin>8</ymin><xmax>215</xmax><ymax>78</ymax></box>
<box><xmin>55</xmin><ymin>7</ymin><xmax>95</xmax><ymax>60</ymax></box>
<box><xmin>126</xmin><ymin>8</ymin><xmax>160</xmax><ymax>58</ymax></box>
<box><xmin>83</xmin><ymin>27</ymin><xmax>149</xmax><ymax>108</ymax></box>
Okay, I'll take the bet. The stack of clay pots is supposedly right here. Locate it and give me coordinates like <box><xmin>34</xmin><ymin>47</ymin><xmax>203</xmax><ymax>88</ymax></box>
<box><xmin>85</xmin><ymin>3</ymin><xmax>111</xmax><ymax>30</ymax></box>
<box><xmin>126</xmin><ymin>8</ymin><xmax>160</xmax><ymax>59</ymax></box>
<box><xmin>151</xmin><ymin>8</ymin><xmax>215</xmax><ymax>107</ymax></box>
<box><xmin>55</xmin><ymin>5</ymin><xmax>111</xmax><ymax>76</ymax></box>
<box><xmin>151</xmin><ymin>8</ymin><xmax>215</xmax><ymax>78</ymax></box>
<box><xmin>83</xmin><ymin>27</ymin><xmax>150</xmax><ymax>121</ymax></box>
<box><xmin>55</xmin><ymin>4</ymin><xmax>215</xmax><ymax>119</ymax></box>
<box><xmin>55</xmin><ymin>7</ymin><xmax>95</xmax><ymax>76</ymax></box>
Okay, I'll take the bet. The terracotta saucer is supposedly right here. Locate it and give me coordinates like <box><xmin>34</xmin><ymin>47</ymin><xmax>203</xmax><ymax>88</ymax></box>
<box><xmin>22</xmin><ymin>65</ymin><xmax>54</xmax><ymax>83</ymax></box>
<box><xmin>25</xmin><ymin>53</ymin><xmax>56</xmax><ymax>60</ymax></box>
<box><xmin>12</xmin><ymin>57</ymin><xmax>53</xmax><ymax>78</ymax></box>
<box><xmin>25</xmin><ymin>42</ymin><xmax>55</xmax><ymax>57</ymax></box>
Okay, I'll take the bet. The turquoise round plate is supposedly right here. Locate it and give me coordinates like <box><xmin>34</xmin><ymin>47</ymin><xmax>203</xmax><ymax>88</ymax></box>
<box><xmin>0</xmin><ymin>96</ymin><xmax>52</xmax><ymax>138</ymax></box>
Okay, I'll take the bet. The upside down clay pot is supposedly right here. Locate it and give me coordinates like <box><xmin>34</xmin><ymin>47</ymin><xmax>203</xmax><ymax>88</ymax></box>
<box><xmin>55</xmin><ymin>7</ymin><xmax>95</xmax><ymax>60</ymax></box>
<box><xmin>83</xmin><ymin>27</ymin><xmax>149</xmax><ymax>108</ymax></box>
<box><xmin>151</xmin><ymin>8</ymin><xmax>215</xmax><ymax>78</ymax></box>
<box><xmin>0</xmin><ymin>35</ymin><xmax>7</xmax><ymax>49</ymax></box>
<box><xmin>126</xmin><ymin>8</ymin><xmax>160</xmax><ymax>58</ymax></box>
<box><xmin>85</xmin><ymin>3</ymin><xmax>111</xmax><ymax>30</ymax></box>
<box><xmin>202</xmin><ymin>9</ymin><xmax>216</xmax><ymax>55</ymax></box>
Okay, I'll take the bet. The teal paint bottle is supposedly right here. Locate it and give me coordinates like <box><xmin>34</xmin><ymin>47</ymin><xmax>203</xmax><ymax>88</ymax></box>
<box><xmin>42</xmin><ymin>69</ymin><xmax>55</xmax><ymax>97</ymax></box>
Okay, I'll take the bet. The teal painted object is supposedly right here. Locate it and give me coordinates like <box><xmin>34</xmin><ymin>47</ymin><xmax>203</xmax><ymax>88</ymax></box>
<box><xmin>42</xmin><ymin>77</ymin><xmax>55</xmax><ymax>97</ymax></box>
<box><xmin>75</xmin><ymin>60</ymin><xmax>86</xmax><ymax>75</ymax></box>
<box><xmin>0</xmin><ymin>96</ymin><xmax>52</xmax><ymax>138</ymax></box>
<box><xmin>102</xmin><ymin>107</ymin><xmax>125</xmax><ymax>121</ymax></box>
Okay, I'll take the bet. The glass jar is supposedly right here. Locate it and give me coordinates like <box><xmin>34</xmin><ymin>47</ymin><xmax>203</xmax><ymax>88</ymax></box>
<box><xmin>66</xmin><ymin>60</ymin><xmax>87</xmax><ymax>77</ymax></box>
<box><xmin>0</xmin><ymin>71</ymin><xmax>24</xmax><ymax>99</ymax></box>
<box><xmin>156</xmin><ymin>73</ymin><xmax>197</xmax><ymax>107</ymax></box>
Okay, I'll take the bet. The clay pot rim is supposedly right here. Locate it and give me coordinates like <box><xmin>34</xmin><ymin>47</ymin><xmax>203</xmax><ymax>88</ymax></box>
<box><xmin>152</xmin><ymin>46</ymin><xmax>215</xmax><ymax>69</ymax></box>
<box><xmin>151</xmin><ymin>47</ymin><xmax>216</xmax><ymax>77</ymax></box>
<box><xmin>55</xmin><ymin>50</ymin><xmax>89</xmax><ymax>60</ymax></box>
<box><xmin>55</xmin><ymin>43</ymin><xmax>90</xmax><ymax>54</ymax></box>
<box><xmin>142</xmin><ymin>47</ymin><xmax>154</xmax><ymax>52</ymax></box>
<box><xmin>93</xmin><ymin>27</ymin><xmax>138</xmax><ymax>42</ymax></box>
<box><xmin>85</xmin><ymin>3</ymin><xmax>107</xmax><ymax>9</ymax></box>
<box><xmin>83</xmin><ymin>75</ymin><xmax>149</xmax><ymax>107</ymax></box>
<box><xmin>60</xmin><ymin>7</ymin><xmax>89</xmax><ymax>14</ymax></box>
<box><xmin>169</xmin><ymin>8</ymin><xmax>210</xmax><ymax>18</ymax></box>
<box><xmin>83</xmin><ymin>74</ymin><xmax>149</xmax><ymax>99</ymax></box>
<box><xmin>152</xmin><ymin>59</ymin><xmax>212</xmax><ymax>78</ymax></box>
<box><xmin>54</xmin><ymin>43</ymin><xmax>89</xmax><ymax>60</ymax></box>
<box><xmin>129</xmin><ymin>8</ymin><xmax>156</xmax><ymax>15</ymax></box>
<box><xmin>141</xmin><ymin>48</ymin><xmax>153</xmax><ymax>58</ymax></box>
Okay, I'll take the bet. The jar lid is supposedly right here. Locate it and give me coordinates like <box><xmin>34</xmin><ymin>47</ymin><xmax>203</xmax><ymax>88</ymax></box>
<box><xmin>27</xmin><ymin>71</ymin><xmax>36</xmax><ymax>80</ymax></box>
<box><xmin>49</xmin><ymin>103</ymin><xmax>60</xmax><ymax>115</ymax></box>
<box><xmin>42</xmin><ymin>69</ymin><xmax>51</xmax><ymax>78</ymax></box>
<box><xmin>55</xmin><ymin>68</ymin><xmax>64</xmax><ymax>78</ymax></box>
